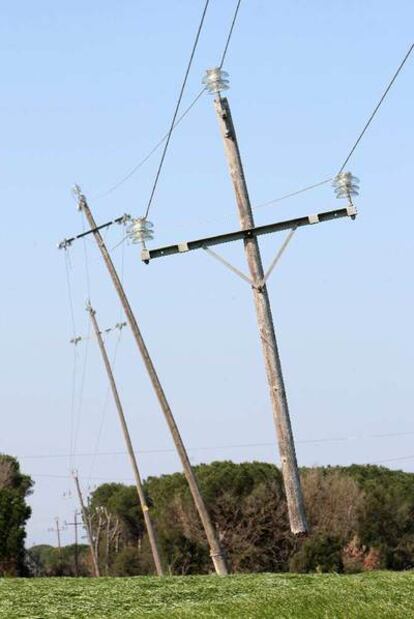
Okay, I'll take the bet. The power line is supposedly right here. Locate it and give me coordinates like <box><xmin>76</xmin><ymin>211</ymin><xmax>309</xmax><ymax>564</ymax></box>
<box><xmin>219</xmin><ymin>0</ymin><xmax>242</xmax><ymax>69</ymax></box>
<box><xmin>243</xmin><ymin>41</ymin><xmax>414</xmax><ymax>213</ymax></box>
<box><xmin>63</xmin><ymin>250</ymin><xmax>78</xmax><ymax>469</ymax></box>
<box><xmin>93</xmin><ymin>88</ymin><xmax>206</xmax><ymax>200</ymax></box>
<box><xmin>87</xmin><ymin>326</ymin><xmax>123</xmax><ymax>485</ymax></box>
<box><xmin>18</xmin><ymin>429</ymin><xmax>414</xmax><ymax>460</ymax></box>
<box><xmin>144</xmin><ymin>0</ymin><xmax>211</xmax><ymax>219</ymax></box>
<box><xmin>338</xmin><ymin>41</ymin><xmax>414</xmax><ymax>174</ymax></box>
<box><xmin>94</xmin><ymin>0</ymin><xmax>243</xmax><ymax>204</ymax></box>
<box><xmin>253</xmin><ymin>178</ymin><xmax>333</xmax><ymax>210</ymax></box>
<box><xmin>28</xmin><ymin>452</ymin><xmax>414</xmax><ymax>482</ymax></box>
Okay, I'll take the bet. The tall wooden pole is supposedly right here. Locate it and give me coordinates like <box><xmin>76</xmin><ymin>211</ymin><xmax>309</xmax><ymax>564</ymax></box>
<box><xmin>87</xmin><ymin>303</ymin><xmax>164</xmax><ymax>576</ymax></box>
<box><xmin>73</xmin><ymin>471</ymin><xmax>101</xmax><ymax>577</ymax></box>
<box><xmin>77</xmin><ymin>194</ymin><xmax>228</xmax><ymax>575</ymax></box>
<box><xmin>213</xmin><ymin>95</ymin><xmax>308</xmax><ymax>534</ymax></box>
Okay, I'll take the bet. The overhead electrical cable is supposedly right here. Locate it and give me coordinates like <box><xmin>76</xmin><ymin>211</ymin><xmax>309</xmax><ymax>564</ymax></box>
<box><xmin>249</xmin><ymin>41</ymin><xmax>414</xmax><ymax>212</ymax></box>
<box><xmin>94</xmin><ymin>0</ymin><xmax>243</xmax><ymax>204</ymax></box>
<box><xmin>29</xmin><ymin>451</ymin><xmax>414</xmax><ymax>482</ymax></box>
<box><xmin>143</xmin><ymin>0</ymin><xmax>211</xmax><ymax>219</ymax></box>
<box><xmin>87</xmin><ymin>325</ymin><xmax>123</xmax><ymax>485</ymax></box>
<box><xmin>18</xmin><ymin>429</ymin><xmax>414</xmax><ymax>460</ymax></box>
<box><xmin>94</xmin><ymin>88</ymin><xmax>206</xmax><ymax>200</ymax></box>
<box><xmin>71</xmin><ymin>320</ymin><xmax>91</xmax><ymax>464</ymax></box>
<box><xmin>338</xmin><ymin>41</ymin><xmax>414</xmax><ymax>174</ymax></box>
<box><xmin>219</xmin><ymin>0</ymin><xmax>242</xmax><ymax>68</ymax></box>
<box><xmin>63</xmin><ymin>250</ymin><xmax>79</xmax><ymax>469</ymax></box>
<box><xmin>253</xmin><ymin>178</ymin><xmax>333</xmax><ymax>210</ymax></box>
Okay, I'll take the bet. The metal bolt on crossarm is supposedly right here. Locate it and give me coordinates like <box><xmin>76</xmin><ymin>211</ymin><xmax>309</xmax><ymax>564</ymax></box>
<box><xmin>73</xmin><ymin>190</ymin><xmax>228</xmax><ymax>575</ymax></box>
<box><xmin>207</xmin><ymin>68</ymin><xmax>308</xmax><ymax>534</ymax></box>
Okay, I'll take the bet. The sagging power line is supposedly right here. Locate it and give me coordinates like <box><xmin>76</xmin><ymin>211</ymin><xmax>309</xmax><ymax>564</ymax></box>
<box><xmin>93</xmin><ymin>0</ymin><xmax>243</xmax><ymax>203</ymax></box>
<box><xmin>17</xmin><ymin>428</ymin><xmax>414</xmax><ymax>461</ymax></box>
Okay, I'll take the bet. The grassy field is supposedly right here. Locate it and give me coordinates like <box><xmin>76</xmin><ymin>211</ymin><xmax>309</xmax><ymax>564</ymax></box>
<box><xmin>0</xmin><ymin>572</ymin><xmax>413</xmax><ymax>618</ymax></box>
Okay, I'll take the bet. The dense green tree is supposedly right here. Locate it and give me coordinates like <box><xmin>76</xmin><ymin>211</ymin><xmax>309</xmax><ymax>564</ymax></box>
<box><xmin>0</xmin><ymin>454</ymin><xmax>32</xmax><ymax>576</ymax></box>
<box><xmin>289</xmin><ymin>535</ymin><xmax>344</xmax><ymax>573</ymax></box>
<box><xmin>145</xmin><ymin>461</ymin><xmax>293</xmax><ymax>574</ymax></box>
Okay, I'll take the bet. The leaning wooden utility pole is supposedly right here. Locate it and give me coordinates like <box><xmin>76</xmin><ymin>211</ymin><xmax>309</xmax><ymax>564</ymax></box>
<box><xmin>209</xmin><ymin>69</ymin><xmax>308</xmax><ymax>534</ymax></box>
<box><xmin>72</xmin><ymin>471</ymin><xmax>100</xmax><ymax>577</ymax></box>
<box><xmin>86</xmin><ymin>302</ymin><xmax>164</xmax><ymax>576</ymax></box>
<box><xmin>72</xmin><ymin>189</ymin><xmax>228</xmax><ymax>575</ymax></box>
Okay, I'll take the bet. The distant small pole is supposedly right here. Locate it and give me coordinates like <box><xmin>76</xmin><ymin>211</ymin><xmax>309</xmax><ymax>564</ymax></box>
<box><xmin>72</xmin><ymin>471</ymin><xmax>100</xmax><ymax>577</ymax></box>
<box><xmin>86</xmin><ymin>302</ymin><xmax>164</xmax><ymax>576</ymax></box>
<box><xmin>55</xmin><ymin>517</ymin><xmax>62</xmax><ymax>558</ymax></box>
<box><xmin>73</xmin><ymin>190</ymin><xmax>228</xmax><ymax>576</ymax></box>
<box><xmin>206</xmin><ymin>68</ymin><xmax>308</xmax><ymax>534</ymax></box>
<box><xmin>48</xmin><ymin>517</ymin><xmax>64</xmax><ymax>566</ymax></box>
<box><xmin>65</xmin><ymin>511</ymin><xmax>80</xmax><ymax>576</ymax></box>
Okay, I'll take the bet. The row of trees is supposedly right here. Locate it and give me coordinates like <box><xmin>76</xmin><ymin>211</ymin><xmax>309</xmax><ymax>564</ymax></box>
<box><xmin>32</xmin><ymin>461</ymin><xmax>414</xmax><ymax>576</ymax></box>
<box><xmin>2</xmin><ymin>454</ymin><xmax>413</xmax><ymax>577</ymax></box>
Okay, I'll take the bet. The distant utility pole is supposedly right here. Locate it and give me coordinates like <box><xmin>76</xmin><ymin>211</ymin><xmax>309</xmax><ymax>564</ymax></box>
<box><xmin>86</xmin><ymin>302</ymin><xmax>164</xmax><ymax>576</ymax></box>
<box><xmin>65</xmin><ymin>511</ymin><xmax>80</xmax><ymax>576</ymax></box>
<box><xmin>140</xmin><ymin>68</ymin><xmax>358</xmax><ymax>535</ymax></box>
<box><xmin>64</xmin><ymin>189</ymin><xmax>228</xmax><ymax>576</ymax></box>
<box><xmin>48</xmin><ymin>517</ymin><xmax>64</xmax><ymax>560</ymax></box>
<box><xmin>72</xmin><ymin>471</ymin><xmax>100</xmax><ymax>577</ymax></box>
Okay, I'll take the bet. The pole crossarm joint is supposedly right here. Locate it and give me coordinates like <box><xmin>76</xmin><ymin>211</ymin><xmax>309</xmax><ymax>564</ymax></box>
<box><xmin>141</xmin><ymin>205</ymin><xmax>357</xmax><ymax>263</ymax></box>
<box><xmin>202</xmin><ymin>226</ymin><xmax>297</xmax><ymax>289</ymax></box>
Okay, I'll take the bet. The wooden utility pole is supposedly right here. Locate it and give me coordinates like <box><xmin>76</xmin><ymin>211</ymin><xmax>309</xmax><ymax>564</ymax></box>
<box><xmin>72</xmin><ymin>471</ymin><xmax>100</xmax><ymax>577</ymax></box>
<box><xmin>76</xmin><ymin>193</ymin><xmax>228</xmax><ymax>575</ymax></box>
<box><xmin>65</xmin><ymin>511</ymin><xmax>80</xmax><ymax>576</ymax></box>
<box><xmin>49</xmin><ymin>517</ymin><xmax>63</xmax><ymax>560</ymax></box>
<box><xmin>212</xmin><ymin>93</ymin><xmax>308</xmax><ymax>534</ymax></box>
<box><xmin>87</xmin><ymin>302</ymin><xmax>164</xmax><ymax>576</ymax></box>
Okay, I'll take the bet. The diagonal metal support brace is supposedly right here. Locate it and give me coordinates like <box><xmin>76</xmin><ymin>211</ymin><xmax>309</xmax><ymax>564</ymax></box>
<box><xmin>260</xmin><ymin>227</ymin><xmax>297</xmax><ymax>287</ymax></box>
<box><xmin>202</xmin><ymin>228</ymin><xmax>297</xmax><ymax>290</ymax></box>
<box><xmin>202</xmin><ymin>246</ymin><xmax>254</xmax><ymax>286</ymax></box>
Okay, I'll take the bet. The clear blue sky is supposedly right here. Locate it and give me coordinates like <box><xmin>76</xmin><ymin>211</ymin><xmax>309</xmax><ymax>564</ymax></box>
<box><xmin>1</xmin><ymin>1</ymin><xmax>413</xmax><ymax>546</ymax></box>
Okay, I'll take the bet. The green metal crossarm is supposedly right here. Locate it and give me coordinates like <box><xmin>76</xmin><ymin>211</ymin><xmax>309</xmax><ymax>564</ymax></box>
<box><xmin>141</xmin><ymin>205</ymin><xmax>357</xmax><ymax>263</ymax></box>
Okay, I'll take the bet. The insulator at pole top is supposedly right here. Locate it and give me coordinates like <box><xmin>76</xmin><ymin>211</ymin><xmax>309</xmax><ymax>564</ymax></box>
<box><xmin>202</xmin><ymin>67</ymin><xmax>230</xmax><ymax>95</ymax></box>
<box><xmin>333</xmin><ymin>171</ymin><xmax>360</xmax><ymax>201</ymax></box>
<box><xmin>72</xmin><ymin>184</ymin><xmax>86</xmax><ymax>210</ymax></box>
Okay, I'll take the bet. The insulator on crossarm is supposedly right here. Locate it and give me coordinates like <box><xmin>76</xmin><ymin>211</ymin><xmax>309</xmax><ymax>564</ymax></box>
<box><xmin>202</xmin><ymin>68</ymin><xmax>230</xmax><ymax>94</ymax></box>
<box><xmin>333</xmin><ymin>172</ymin><xmax>359</xmax><ymax>202</ymax></box>
<box><xmin>126</xmin><ymin>217</ymin><xmax>154</xmax><ymax>248</ymax></box>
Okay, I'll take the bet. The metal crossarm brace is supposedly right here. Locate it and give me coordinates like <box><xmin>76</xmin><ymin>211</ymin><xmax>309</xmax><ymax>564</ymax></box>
<box><xmin>141</xmin><ymin>205</ymin><xmax>357</xmax><ymax>262</ymax></box>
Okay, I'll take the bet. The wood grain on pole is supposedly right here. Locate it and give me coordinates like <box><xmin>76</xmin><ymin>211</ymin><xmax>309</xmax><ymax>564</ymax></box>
<box><xmin>213</xmin><ymin>96</ymin><xmax>308</xmax><ymax>534</ymax></box>
<box><xmin>73</xmin><ymin>472</ymin><xmax>101</xmax><ymax>577</ymax></box>
<box><xmin>87</xmin><ymin>304</ymin><xmax>164</xmax><ymax>576</ymax></box>
<box><xmin>79</xmin><ymin>198</ymin><xmax>228</xmax><ymax>575</ymax></box>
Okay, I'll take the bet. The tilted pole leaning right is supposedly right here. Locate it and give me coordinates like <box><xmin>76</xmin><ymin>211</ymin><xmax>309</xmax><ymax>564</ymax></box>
<box><xmin>207</xmin><ymin>69</ymin><xmax>308</xmax><ymax>534</ymax></box>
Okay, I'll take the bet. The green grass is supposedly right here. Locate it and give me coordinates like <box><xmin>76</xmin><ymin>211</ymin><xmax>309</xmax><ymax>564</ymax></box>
<box><xmin>0</xmin><ymin>572</ymin><xmax>413</xmax><ymax>618</ymax></box>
